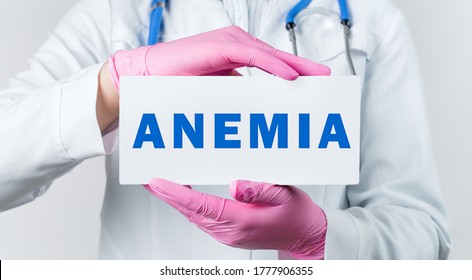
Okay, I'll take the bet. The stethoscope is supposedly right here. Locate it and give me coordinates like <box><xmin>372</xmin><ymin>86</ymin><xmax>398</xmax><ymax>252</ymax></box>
<box><xmin>148</xmin><ymin>0</ymin><xmax>356</xmax><ymax>75</ymax></box>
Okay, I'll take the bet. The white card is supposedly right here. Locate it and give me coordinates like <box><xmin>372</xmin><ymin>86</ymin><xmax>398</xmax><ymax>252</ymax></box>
<box><xmin>119</xmin><ymin>76</ymin><xmax>361</xmax><ymax>185</ymax></box>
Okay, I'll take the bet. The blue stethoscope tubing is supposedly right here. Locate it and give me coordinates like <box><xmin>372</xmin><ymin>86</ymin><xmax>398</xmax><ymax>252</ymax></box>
<box><xmin>148</xmin><ymin>0</ymin><xmax>166</xmax><ymax>45</ymax></box>
<box><xmin>338</xmin><ymin>0</ymin><xmax>352</xmax><ymax>23</ymax></box>
<box><xmin>148</xmin><ymin>0</ymin><xmax>356</xmax><ymax>75</ymax></box>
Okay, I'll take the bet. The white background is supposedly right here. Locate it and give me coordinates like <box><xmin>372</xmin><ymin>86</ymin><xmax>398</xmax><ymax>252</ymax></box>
<box><xmin>0</xmin><ymin>0</ymin><xmax>471</xmax><ymax>259</ymax></box>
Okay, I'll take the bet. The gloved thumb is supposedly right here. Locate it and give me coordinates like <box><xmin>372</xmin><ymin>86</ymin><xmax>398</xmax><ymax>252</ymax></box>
<box><xmin>229</xmin><ymin>180</ymin><xmax>292</xmax><ymax>206</ymax></box>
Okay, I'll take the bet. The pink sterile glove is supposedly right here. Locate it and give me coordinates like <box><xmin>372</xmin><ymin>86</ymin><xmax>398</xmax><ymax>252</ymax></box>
<box><xmin>108</xmin><ymin>26</ymin><xmax>330</xmax><ymax>89</ymax></box>
<box><xmin>145</xmin><ymin>179</ymin><xmax>328</xmax><ymax>260</ymax></box>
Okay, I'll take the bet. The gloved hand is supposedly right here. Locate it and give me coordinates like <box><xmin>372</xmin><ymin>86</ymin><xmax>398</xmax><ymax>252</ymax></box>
<box><xmin>109</xmin><ymin>26</ymin><xmax>331</xmax><ymax>89</ymax></box>
<box><xmin>144</xmin><ymin>179</ymin><xmax>327</xmax><ymax>260</ymax></box>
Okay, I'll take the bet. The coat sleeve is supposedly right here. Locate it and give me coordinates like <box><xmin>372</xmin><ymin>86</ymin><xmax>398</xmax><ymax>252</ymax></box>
<box><xmin>323</xmin><ymin>8</ymin><xmax>452</xmax><ymax>259</ymax></box>
<box><xmin>0</xmin><ymin>0</ymin><xmax>112</xmax><ymax>211</ymax></box>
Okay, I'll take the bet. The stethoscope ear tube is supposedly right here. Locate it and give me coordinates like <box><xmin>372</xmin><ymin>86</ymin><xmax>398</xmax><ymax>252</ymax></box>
<box><xmin>285</xmin><ymin>0</ymin><xmax>312</xmax><ymax>56</ymax></box>
<box><xmin>285</xmin><ymin>22</ymin><xmax>298</xmax><ymax>56</ymax></box>
<box><xmin>338</xmin><ymin>0</ymin><xmax>356</xmax><ymax>75</ymax></box>
<box><xmin>342</xmin><ymin>23</ymin><xmax>356</xmax><ymax>75</ymax></box>
<box><xmin>285</xmin><ymin>0</ymin><xmax>356</xmax><ymax>75</ymax></box>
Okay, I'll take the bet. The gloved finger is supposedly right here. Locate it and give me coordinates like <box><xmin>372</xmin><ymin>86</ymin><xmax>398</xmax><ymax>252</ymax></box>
<box><xmin>145</xmin><ymin>178</ymin><xmax>235</xmax><ymax>221</ymax></box>
<box><xmin>145</xmin><ymin>183</ymin><xmax>195</xmax><ymax>218</ymax></box>
<box><xmin>273</xmin><ymin>50</ymin><xmax>331</xmax><ymax>76</ymax></box>
<box><xmin>144</xmin><ymin>181</ymin><xmax>207</xmax><ymax>222</ymax></box>
<box><xmin>227</xmin><ymin>45</ymin><xmax>299</xmax><ymax>80</ymax></box>
<box><xmin>189</xmin><ymin>216</ymin><xmax>255</xmax><ymax>249</ymax></box>
<box><xmin>276</xmin><ymin>51</ymin><xmax>331</xmax><ymax>76</ymax></box>
<box><xmin>238</xmin><ymin>32</ymin><xmax>331</xmax><ymax>76</ymax></box>
<box><xmin>229</xmin><ymin>180</ymin><xmax>293</xmax><ymax>206</ymax></box>
<box><xmin>145</xmin><ymin>182</ymin><xmax>244</xmax><ymax>240</ymax></box>
<box><xmin>257</xmin><ymin>45</ymin><xmax>330</xmax><ymax>76</ymax></box>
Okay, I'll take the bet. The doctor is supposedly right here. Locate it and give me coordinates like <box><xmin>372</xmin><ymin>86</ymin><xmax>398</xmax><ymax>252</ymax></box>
<box><xmin>0</xmin><ymin>0</ymin><xmax>451</xmax><ymax>259</ymax></box>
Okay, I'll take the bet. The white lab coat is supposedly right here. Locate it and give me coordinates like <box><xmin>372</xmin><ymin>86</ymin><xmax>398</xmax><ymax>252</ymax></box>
<box><xmin>0</xmin><ymin>0</ymin><xmax>452</xmax><ymax>259</ymax></box>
